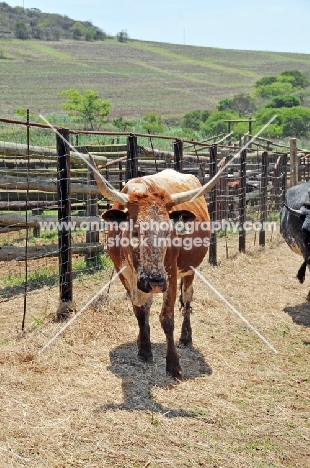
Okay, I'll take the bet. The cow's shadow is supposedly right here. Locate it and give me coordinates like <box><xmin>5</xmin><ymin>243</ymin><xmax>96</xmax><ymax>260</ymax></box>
<box><xmin>284</xmin><ymin>302</ymin><xmax>310</xmax><ymax>328</ymax></box>
<box><xmin>99</xmin><ymin>342</ymin><xmax>212</xmax><ymax>418</ymax></box>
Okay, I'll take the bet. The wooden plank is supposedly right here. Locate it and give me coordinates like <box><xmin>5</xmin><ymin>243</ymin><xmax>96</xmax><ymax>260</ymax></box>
<box><xmin>0</xmin><ymin>243</ymin><xmax>105</xmax><ymax>261</ymax></box>
<box><xmin>0</xmin><ymin>176</ymin><xmax>100</xmax><ymax>194</ymax></box>
<box><xmin>0</xmin><ymin>211</ymin><xmax>99</xmax><ymax>228</ymax></box>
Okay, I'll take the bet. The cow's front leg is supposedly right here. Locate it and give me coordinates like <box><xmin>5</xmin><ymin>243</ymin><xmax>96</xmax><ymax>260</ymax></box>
<box><xmin>133</xmin><ymin>296</ymin><xmax>153</xmax><ymax>363</ymax></box>
<box><xmin>179</xmin><ymin>274</ymin><xmax>194</xmax><ymax>346</ymax></box>
<box><xmin>160</xmin><ymin>282</ymin><xmax>182</xmax><ymax>379</ymax></box>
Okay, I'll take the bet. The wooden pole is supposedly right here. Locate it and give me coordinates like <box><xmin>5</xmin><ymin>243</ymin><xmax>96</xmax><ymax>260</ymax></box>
<box><xmin>259</xmin><ymin>151</ymin><xmax>268</xmax><ymax>247</ymax></box>
<box><xmin>290</xmin><ymin>138</ymin><xmax>298</xmax><ymax>187</ymax></box>
<box><xmin>85</xmin><ymin>164</ymin><xmax>99</xmax><ymax>263</ymax></box>
<box><xmin>239</xmin><ymin>149</ymin><xmax>246</xmax><ymax>253</ymax></box>
<box><xmin>209</xmin><ymin>145</ymin><xmax>217</xmax><ymax>265</ymax></box>
<box><xmin>126</xmin><ymin>134</ymin><xmax>138</xmax><ymax>181</ymax></box>
<box><xmin>174</xmin><ymin>139</ymin><xmax>183</xmax><ymax>172</ymax></box>
<box><xmin>281</xmin><ymin>153</ymin><xmax>288</xmax><ymax>205</ymax></box>
<box><xmin>56</xmin><ymin>128</ymin><xmax>72</xmax><ymax>318</ymax></box>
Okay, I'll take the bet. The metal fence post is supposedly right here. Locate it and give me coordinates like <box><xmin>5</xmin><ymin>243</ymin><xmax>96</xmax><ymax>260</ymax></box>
<box><xmin>56</xmin><ymin>128</ymin><xmax>72</xmax><ymax>319</ymax></box>
<box><xmin>209</xmin><ymin>144</ymin><xmax>217</xmax><ymax>265</ymax></box>
<box><xmin>239</xmin><ymin>149</ymin><xmax>246</xmax><ymax>253</ymax></box>
<box><xmin>174</xmin><ymin>139</ymin><xmax>183</xmax><ymax>172</ymax></box>
<box><xmin>126</xmin><ymin>134</ymin><xmax>138</xmax><ymax>181</ymax></box>
<box><xmin>259</xmin><ymin>151</ymin><xmax>268</xmax><ymax>247</ymax></box>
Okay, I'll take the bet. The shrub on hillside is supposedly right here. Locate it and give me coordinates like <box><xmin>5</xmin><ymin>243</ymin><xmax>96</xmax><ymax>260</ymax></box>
<box><xmin>265</xmin><ymin>95</ymin><xmax>301</xmax><ymax>108</ymax></box>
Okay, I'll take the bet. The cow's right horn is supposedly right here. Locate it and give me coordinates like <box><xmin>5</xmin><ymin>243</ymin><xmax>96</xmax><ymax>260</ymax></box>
<box><xmin>284</xmin><ymin>204</ymin><xmax>302</xmax><ymax>217</ymax></box>
<box><xmin>171</xmin><ymin>169</ymin><xmax>222</xmax><ymax>205</ymax></box>
<box><xmin>88</xmin><ymin>155</ymin><xmax>129</xmax><ymax>204</ymax></box>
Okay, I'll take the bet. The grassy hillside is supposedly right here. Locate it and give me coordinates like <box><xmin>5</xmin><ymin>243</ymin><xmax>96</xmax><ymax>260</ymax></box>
<box><xmin>0</xmin><ymin>37</ymin><xmax>310</xmax><ymax>121</ymax></box>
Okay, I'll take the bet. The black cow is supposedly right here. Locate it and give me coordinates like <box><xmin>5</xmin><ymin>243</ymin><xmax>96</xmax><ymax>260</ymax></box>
<box><xmin>281</xmin><ymin>181</ymin><xmax>310</xmax><ymax>299</ymax></box>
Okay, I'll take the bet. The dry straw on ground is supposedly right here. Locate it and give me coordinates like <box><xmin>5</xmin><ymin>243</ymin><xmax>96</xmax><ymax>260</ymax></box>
<box><xmin>0</xmin><ymin>230</ymin><xmax>309</xmax><ymax>467</ymax></box>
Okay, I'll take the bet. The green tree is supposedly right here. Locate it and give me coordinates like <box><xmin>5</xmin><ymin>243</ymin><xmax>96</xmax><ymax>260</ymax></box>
<box><xmin>117</xmin><ymin>29</ymin><xmax>129</xmax><ymax>42</ymax></box>
<box><xmin>253</xmin><ymin>107</ymin><xmax>310</xmax><ymax>138</ymax></box>
<box><xmin>84</xmin><ymin>27</ymin><xmax>97</xmax><ymax>41</ymax></box>
<box><xmin>182</xmin><ymin>110</ymin><xmax>210</xmax><ymax>131</ymax></box>
<box><xmin>281</xmin><ymin>107</ymin><xmax>310</xmax><ymax>137</ymax></box>
<box><xmin>280</xmin><ymin>70</ymin><xmax>309</xmax><ymax>89</ymax></box>
<box><xmin>60</xmin><ymin>89</ymin><xmax>111</xmax><ymax>130</ymax></box>
<box><xmin>265</xmin><ymin>95</ymin><xmax>301</xmax><ymax>108</ymax></box>
<box><xmin>71</xmin><ymin>21</ymin><xmax>84</xmax><ymax>40</ymax></box>
<box><xmin>217</xmin><ymin>93</ymin><xmax>256</xmax><ymax>116</ymax></box>
<box><xmin>256</xmin><ymin>81</ymin><xmax>293</xmax><ymax>98</ymax></box>
<box><xmin>254</xmin><ymin>76</ymin><xmax>277</xmax><ymax>87</ymax></box>
<box><xmin>199</xmin><ymin>110</ymin><xmax>240</xmax><ymax>137</ymax></box>
<box><xmin>14</xmin><ymin>21</ymin><xmax>27</xmax><ymax>39</ymax></box>
<box><xmin>113</xmin><ymin>116</ymin><xmax>134</xmax><ymax>131</ymax></box>
<box><xmin>141</xmin><ymin>112</ymin><xmax>165</xmax><ymax>134</ymax></box>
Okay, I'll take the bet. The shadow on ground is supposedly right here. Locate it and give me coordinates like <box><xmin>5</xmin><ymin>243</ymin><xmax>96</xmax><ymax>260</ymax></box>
<box><xmin>284</xmin><ymin>303</ymin><xmax>310</xmax><ymax>328</ymax></box>
<box><xmin>98</xmin><ymin>342</ymin><xmax>212</xmax><ymax>418</ymax></box>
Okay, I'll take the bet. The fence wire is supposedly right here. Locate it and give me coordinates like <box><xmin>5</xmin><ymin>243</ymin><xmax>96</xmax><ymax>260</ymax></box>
<box><xmin>0</xmin><ymin>116</ymin><xmax>305</xmax><ymax>335</ymax></box>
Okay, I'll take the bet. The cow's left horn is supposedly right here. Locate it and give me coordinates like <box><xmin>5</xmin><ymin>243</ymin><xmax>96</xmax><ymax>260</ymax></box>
<box><xmin>171</xmin><ymin>169</ymin><xmax>222</xmax><ymax>205</ymax></box>
<box><xmin>284</xmin><ymin>204</ymin><xmax>302</xmax><ymax>217</ymax></box>
<box><xmin>88</xmin><ymin>155</ymin><xmax>129</xmax><ymax>204</ymax></box>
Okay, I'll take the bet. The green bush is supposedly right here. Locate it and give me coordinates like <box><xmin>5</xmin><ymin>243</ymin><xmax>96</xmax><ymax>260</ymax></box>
<box><xmin>141</xmin><ymin>111</ymin><xmax>165</xmax><ymax>134</ymax></box>
<box><xmin>217</xmin><ymin>93</ymin><xmax>256</xmax><ymax>116</ymax></box>
<box><xmin>182</xmin><ymin>110</ymin><xmax>210</xmax><ymax>131</ymax></box>
<box><xmin>265</xmin><ymin>95</ymin><xmax>301</xmax><ymax>108</ymax></box>
<box><xmin>280</xmin><ymin>70</ymin><xmax>309</xmax><ymax>89</ymax></box>
<box><xmin>200</xmin><ymin>110</ymin><xmax>241</xmax><ymax>137</ymax></box>
<box><xmin>254</xmin><ymin>76</ymin><xmax>278</xmax><ymax>87</ymax></box>
<box><xmin>256</xmin><ymin>82</ymin><xmax>293</xmax><ymax>98</ymax></box>
<box><xmin>254</xmin><ymin>107</ymin><xmax>310</xmax><ymax>137</ymax></box>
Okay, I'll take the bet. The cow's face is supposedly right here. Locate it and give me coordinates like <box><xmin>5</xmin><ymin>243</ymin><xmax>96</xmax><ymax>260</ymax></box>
<box><xmin>103</xmin><ymin>191</ymin><xmax>195</xmax><ymax>294</ymax></box>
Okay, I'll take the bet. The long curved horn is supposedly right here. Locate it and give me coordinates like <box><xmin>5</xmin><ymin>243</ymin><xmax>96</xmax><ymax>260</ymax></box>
<box><xmin>88</xmin><ymin>154</ymin><xmax>129</xmax><ymax>204</ymax></box>
<box><xmin>284</xmin><ymin>204</ymin><xmax>302</xmax><ymax>217</ymax></box>
<box><xmin>171</xmin><ymin>170</ymin><xmax>222</xmax><ymax>205</ymax></box>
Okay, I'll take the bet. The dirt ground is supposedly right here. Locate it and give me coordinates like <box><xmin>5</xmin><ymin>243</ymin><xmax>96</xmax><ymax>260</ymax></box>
<box><xmin>0</xmin><ymin>230</ymin><xmax>309</xmax><ymax>468</ymax></box>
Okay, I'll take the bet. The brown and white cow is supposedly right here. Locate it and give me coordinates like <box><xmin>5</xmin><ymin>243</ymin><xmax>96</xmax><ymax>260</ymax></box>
<box><xmin>90</xmin><ymin>160</ymin><xmax>221</xmax><ymax>379</ymax></box>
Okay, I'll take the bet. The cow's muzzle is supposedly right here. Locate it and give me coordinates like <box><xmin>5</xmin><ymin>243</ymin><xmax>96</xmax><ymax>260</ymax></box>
<box><xmin>137</xmin><ymin>275</ymin><xmax>167</xmax><ymax>293</ymax></box>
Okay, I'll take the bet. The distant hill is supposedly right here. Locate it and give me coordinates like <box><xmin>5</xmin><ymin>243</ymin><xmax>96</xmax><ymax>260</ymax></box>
<box><xmin>0</xmin><ymin>34</ymin><xmax>310</xmax><ymax>121</ymax></box>
<box><xmin>0</xmin><ymin>2</ymin><xmax>107</xmax><ymax>41</ymax></box>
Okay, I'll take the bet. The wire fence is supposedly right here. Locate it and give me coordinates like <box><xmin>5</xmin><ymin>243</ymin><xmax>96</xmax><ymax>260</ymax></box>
<box><xmin>0</xmin><ymin>115</ymin><xmax>308</xmax><ymax>330</ymax></box>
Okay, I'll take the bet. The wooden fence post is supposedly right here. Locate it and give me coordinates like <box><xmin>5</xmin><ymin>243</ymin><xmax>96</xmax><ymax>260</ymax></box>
<box><xmin>56</xmin><ymin>128</ymin><xmax>72</xmax><ymax>319</ymax></box>
<box><xmin>174</xmin><ymin>139</ymin><xmax>183</xmax><ymax>172</ymax></box>
<box><xmin>259</xmin><ymin>151</ymin><xmax>268</xmax><ymax>247</ymax></box>
<box><xmin>85</xmin><ymin>164</ymin><xmax>99</xmax><ymax>263</ymax></box>
<box><xmin>290</xmin><ymin>138</ymin><xmax>298</xmax><ymax>187</ymax></box>
<box><xmin>126</xmin><ymin>134</ymin><xmax>138</xmax><ymax>181</ymax></box>
<box><xmin>281</xmin><ymin>153</ymin><xmax>288</xmax><ymax>205</ymax></box>
<box><xmin>209</xmin><ymin>144</ymin><xmax>217</xmax><ymax>265</ymax></box>
<box><xmin>239</xmin><ymin>149</ymin><xmax>246</xmax><ymax>253</ymax></box>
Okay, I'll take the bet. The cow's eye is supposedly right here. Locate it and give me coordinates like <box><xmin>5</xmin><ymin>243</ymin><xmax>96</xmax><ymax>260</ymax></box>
<box><xmin>132</xmin><ymin>231</ymin><xmax>139</xmax><ymax>237</ymax></box>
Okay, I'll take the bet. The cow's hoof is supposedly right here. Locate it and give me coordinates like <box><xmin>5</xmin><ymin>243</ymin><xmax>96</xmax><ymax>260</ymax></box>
<box><xmin>166</xmin><ymin>365</ymin><xmax>183</xmax><ymax>380</ymax></box>
<box><xmin>138</xmin><ymin>352</ymin><xmax>153</xmax><ymax>364</ymax></box>
<box><xmin>178</xmin><ymin>337</ymin><xmax>193</xmax><ymax>347</ymax></box>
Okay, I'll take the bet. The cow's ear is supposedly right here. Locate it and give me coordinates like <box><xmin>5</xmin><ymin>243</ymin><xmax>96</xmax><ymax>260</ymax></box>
<box><xmin>169</xmin><ymin>209</ymin><xmax>196</xmax><ymax>224</ymax></box>
<box><xmin>102</xmin><ymin>208</ymin><xmax>128</xmax><ymax>224</ymax></box>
